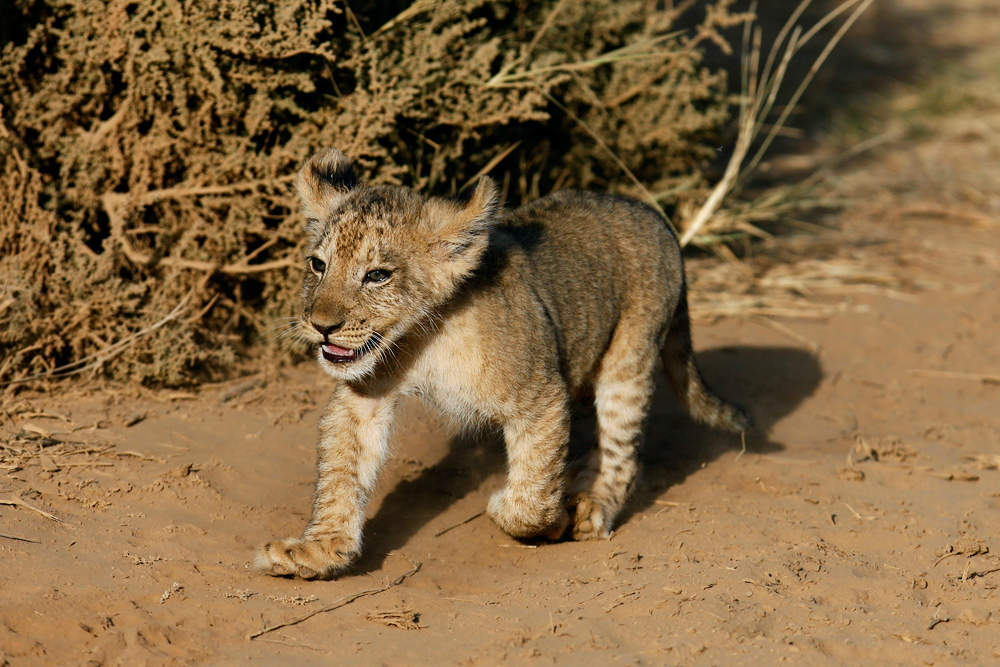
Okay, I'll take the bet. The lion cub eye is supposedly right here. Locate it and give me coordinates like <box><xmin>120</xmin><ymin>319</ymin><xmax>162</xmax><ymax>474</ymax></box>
<box><xmin>364</xmin><ymin>269</ymin><xmax>392</xmax><ymax>284</ymax></box>
<box><xmin>308</xmin><ymin>257</ymin><xmax>326</xmax><ymax>274</ymax></box>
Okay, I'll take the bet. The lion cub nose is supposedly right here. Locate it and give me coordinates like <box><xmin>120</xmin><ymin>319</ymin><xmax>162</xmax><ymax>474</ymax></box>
<box><xmin>311</xmin><ymin>320</ymin><xmax>345</xmax><ymax>337</ymax></box>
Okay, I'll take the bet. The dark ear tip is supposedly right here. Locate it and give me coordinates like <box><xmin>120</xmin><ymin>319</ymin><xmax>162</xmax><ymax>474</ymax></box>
<box><xmin>303</xmin><ymin>148</ymin><xmax>359</xmax><ymax>192</ymax></box>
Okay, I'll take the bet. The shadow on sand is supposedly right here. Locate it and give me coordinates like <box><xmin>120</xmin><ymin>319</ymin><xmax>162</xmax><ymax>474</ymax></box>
<box><xmin>357</xmin><ymin>344</ymin><xmax>823</xmax><ymax>573</ymax></box>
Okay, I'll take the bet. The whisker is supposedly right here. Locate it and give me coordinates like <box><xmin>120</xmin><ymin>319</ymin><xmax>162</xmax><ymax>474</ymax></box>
<box><xmin>260</xmin><ymin>318</ymin><xmax>301</xmax><ymax>333</ymax></box>
<box><xmin>371</xmin><ymin>331</ymin><xmax>398</xmax><ymax>366</ymax></box>
<box><xmin>262</xmin><ymin>320</ymin><xmax>308</xmax><ymax>345</ymax></box>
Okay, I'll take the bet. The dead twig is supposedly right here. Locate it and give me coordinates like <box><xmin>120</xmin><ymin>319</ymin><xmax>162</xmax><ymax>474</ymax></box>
<box><xmin>219</xmin><ymin>376</ymin><xmax>266</xmax><ymax>404</ymax></box>
<box><xmin>734</xmin><ymin>431</ymin><xmax>748</xmax><ymax>462</ymax></box>
<box><xmin>20</xmin><ymin>411</ymin><xmax>72</xmax><ymax>423</ymax></box>
<box><xmin>927</xmin><ymin>605</ymin><xmax>950</xmax><ymax>630</ymax></box>
<box><xmin>909</xmin><ymin>369</ymin><xmax>1000</xmax><ymax>385</ymax></box>
<box><xmin>933</xmin><ymin>552</ymin><xmax>961</xmax><ymax>567</ymax></box>
<box><xmin>897</xmin><ymin>203</ymin><xmax>997</xmax><ymax>228</ymax></box>
<box><xmin>434</xmin><ymin>510</ymin><xmax>485</xmax><ymax>538</ymax></box>
<box><xmin>38</xmin><ymin>461</ymin><xmax>113</xmax><ymax>468</ymax></box>
<box><xmin>114</xmin><ymin>450</ymin><xmax>164</xmax><ymax>462</ymax></box>
<box><xmin>842</xmin><ymin>501</ymin><xmax>874</xmax><ymax>521</ymax></box>
<box><xmin>0</xmin><ymin>532</ymin><xmax>40</xmax><ymax>544</ymax></box>
<box><xmin>973</xmin><ymin>566</ymin><xmax>1000</xmax><ymax>579</ymax></box>
<box><xmin>605</xmin><ymin>586</ymin><xmax>645</xmax><ymax>613</ymax></box>
<box><xmin>461</xmin><ymin>143</ymin><xmax>522</xmax><ymax>191</ymax></box>
<box><xmin>102</xmin><ymin>188</ymin><xmax>297</xmax><ymax>275</ymax></box>
<box><xmin>365</xmin><ymin>607</ymin><xmax>421</xmax><ymax>630</ymax></box>
<box><xmin>253</xmin><ymin>637</ymin><xmax>325</xmax><ymax>651</ymax></box>
<box><xmin>0</xmin><ymin>494</ymin><xmax>67</xmax><ymax>524</ymax></box>
<box><xmin>247</xmin><ymin>561</ymin><xmax>421</xmax><ymax>640</ymax></box>
<box><xmin>539</xmin><ymin>90</ymin><xmax>677</xmax><ymax>235</ymax></box>
<box><xmin>371</xmin><ymin>0</ymin><xmax>439</xmax><ymax>37</ymax></box>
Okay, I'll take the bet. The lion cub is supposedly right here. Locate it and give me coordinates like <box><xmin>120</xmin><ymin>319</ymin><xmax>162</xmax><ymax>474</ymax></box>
<box><xmin>257</xmin><ymin>149</ymin><xmax>749</xmax><ymax>579</ymax></box>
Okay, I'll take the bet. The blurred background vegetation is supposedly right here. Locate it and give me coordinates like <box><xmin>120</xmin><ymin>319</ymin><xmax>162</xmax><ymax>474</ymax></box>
<box><xmin>0</xmin><ymin>0</ymin><xmax>881</xmax><ymax>387</ymax></box>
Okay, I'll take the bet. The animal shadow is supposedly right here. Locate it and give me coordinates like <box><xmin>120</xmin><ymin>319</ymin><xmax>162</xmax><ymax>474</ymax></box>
<box><xmin>358</xmin><ymin>424</ymin><xmax>505</xmax><ymax>574</ymax></box>
<box><xmin>358</xmin><ymin>345</ymin><xmax>821</xmax><ymax>572</ymax></box>
<box><xmin>621</xmin><ymin>345</ymin><xmax>824</xmax><ymax>526</ymax></box>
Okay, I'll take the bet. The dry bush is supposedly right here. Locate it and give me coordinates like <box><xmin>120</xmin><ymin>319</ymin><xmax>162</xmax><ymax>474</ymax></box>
<box><xmin>1</xmin><ymin>0</ymin><xmax>746</xmax><ymax>386</ymax></box>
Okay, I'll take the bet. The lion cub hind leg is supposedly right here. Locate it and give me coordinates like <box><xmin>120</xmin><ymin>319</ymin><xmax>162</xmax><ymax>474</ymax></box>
<box><xmin>487</xmin><ymin>390</ymin><xmax>571</xmax><ymax>540</ymax></box>
<box><xmin>570</xmin><ymin>332</ymin><xmax>660</xmax><ymax>540</ymax></box>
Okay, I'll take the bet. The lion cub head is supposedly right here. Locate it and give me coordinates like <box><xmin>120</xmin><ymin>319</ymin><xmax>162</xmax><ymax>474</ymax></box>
<box><xmin>296</xmin><ymin>148</ymin><xmax>499</xmax><ymax>381</ymax></box>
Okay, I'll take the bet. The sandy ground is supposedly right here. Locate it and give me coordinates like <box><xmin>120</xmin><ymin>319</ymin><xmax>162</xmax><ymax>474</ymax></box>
<box><xmin>3</xmin><ymin>1</ymin><xmax>1000</xmax><ymax>665</ymax></box>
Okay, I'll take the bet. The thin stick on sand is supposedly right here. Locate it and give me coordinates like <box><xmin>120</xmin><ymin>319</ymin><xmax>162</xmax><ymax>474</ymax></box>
<box><xmin>247</xmin><ymin>562</ymin><xmax>421</xmax><ymax>640</ymax></box>
<box><xmin>0</xmin><ymin>532</ymin><xmax>40</xmax><ymax>544</ymax></box>
<box><xmin>434</xmin><ymin>510</ymin><xmax>486</xmax><ymax>537</ymax></box>
<box><xmin>909</xmin><ymin>369</ymin><xmax>1000</xmax><ymax>385</ymax></box>
<box><xmin>0</xmin><ymin>494</ymin><xmax>67</xmax><ymax>524</ymax></box>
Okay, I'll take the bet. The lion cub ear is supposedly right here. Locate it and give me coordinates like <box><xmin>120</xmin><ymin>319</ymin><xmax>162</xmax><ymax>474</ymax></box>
<box><xmin>425</xmin><ymin>177</ymin><xmax>500</xmax><ymax>282</ymax></box>
<box><xmin>297</xmin><ymin>149</ymin><xmax>361</xmax><ymax>231</ymax></box>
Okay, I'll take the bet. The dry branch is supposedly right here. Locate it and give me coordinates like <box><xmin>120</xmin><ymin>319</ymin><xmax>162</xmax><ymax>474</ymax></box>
<box><xmin>909</xmin><ymin>369</ymin><xmax>1000</xmax><ymax>385</ymax></box>
<box><xmin>0</xmin><ymin>494</ymin><xmax>67</xmax><ymax>524</ymax></box>
<box><xmin>247</xmin><ymin>561</ymin><xmax>421</xmax><ymax>640</ymax></box>
<box><xmin>365</xmin><ymin>607</ymin><xmax>421</xmax><ymax>630</ymax></box>
<box><xmin>0</xmin><ymin>293</ymin><xmax>194</xmax><ymax>386</ymax></box>
<box><xmin>102</xmin><ymin>192</ymin><xmax>298</xmax><ymax>276</ymax></box>
<box><xmin>434</xmin><ymin>510</ymin><xmax>486</xmax><ymax>538</ymax></box>
<box><xmin>2</xmin><ymin>0</ymin><xmax>749</xmax><ymax>384</ymax></box>
<box><xmin>0</xmin><ymin>532</ymin><xmax>40</xmax><ymax>544</ymax></box>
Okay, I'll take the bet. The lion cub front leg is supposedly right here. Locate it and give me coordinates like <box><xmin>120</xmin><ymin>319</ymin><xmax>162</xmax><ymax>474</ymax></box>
<box><xmin>257</xmin><ymin>385</ymin><xmax>396</xmax><ymax>579</ymax></box>
<box><xmin>488</xmin><ymin>393</ymin><xmax>570</xmax><ymax>540</ymax></box>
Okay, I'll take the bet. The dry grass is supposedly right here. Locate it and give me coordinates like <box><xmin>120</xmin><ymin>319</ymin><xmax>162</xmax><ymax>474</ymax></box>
<box><xmin>365</xmin><ymin>608</ymin><xmax>422</xmax><ymax>630</ymax></box>
<box><xmin>0</xmin><ymin>0</ymin><xmax>744</xmax><ymax>387</ymax></box>
<box><xmin>687</xmin><ymin>237</ymin><xmax>911</xmax><ymax>321</ymax></box>
<box><xmin>678</xmin><ymin>0</ymin><xmax>875</xmax><ymax>248</ymax></box>
<box><xmin>0</xmin><ymin>422</ymin><xmax>117</xmax><ymax>477</ymax></box>
<box><xmin>0</xmin><ymin>0</ymin><xmax>888</xmax><ymax>388</ymax></box>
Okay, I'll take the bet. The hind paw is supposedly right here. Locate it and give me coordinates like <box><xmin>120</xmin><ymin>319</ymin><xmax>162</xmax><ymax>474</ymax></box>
<box><xmin>488</xmin><ymin>488</ymin><xmax>568</xmax><ymax>540</ymax></box>
<box><xmin>570</xmin><ymin>494</ymin><xmax>612</xmax><ymax>540</ymax></box>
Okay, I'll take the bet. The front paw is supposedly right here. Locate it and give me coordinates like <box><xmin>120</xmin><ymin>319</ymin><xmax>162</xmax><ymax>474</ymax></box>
<box><xmin>255</xmin><ymin>535</ymin><xmax>358</xmax><ymax>580</ymax></box>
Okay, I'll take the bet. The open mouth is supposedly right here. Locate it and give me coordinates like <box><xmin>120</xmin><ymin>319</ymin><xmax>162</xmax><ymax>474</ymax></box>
<box><xmin>320</xmin><ymin>337</ymin><xmax>377</xmax><ymax>364</ymax></box>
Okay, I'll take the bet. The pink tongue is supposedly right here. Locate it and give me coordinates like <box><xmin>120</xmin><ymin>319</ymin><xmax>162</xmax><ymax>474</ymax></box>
<box><xmin>322</xmin><ymin>343</ymin><xmax>354</xmax><ymax>357</ymax></box>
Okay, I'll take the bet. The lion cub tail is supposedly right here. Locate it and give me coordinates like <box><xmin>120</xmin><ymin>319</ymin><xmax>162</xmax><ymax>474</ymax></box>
<box><xmin>661</xmin><ymin>291</ymin><xmax>751</xmax><ymax>433</ymax></box>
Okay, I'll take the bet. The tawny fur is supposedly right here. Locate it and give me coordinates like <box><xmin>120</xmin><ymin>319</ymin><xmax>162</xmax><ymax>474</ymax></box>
<box><xmin>256</xmin><ymin>148</ymin><xmax>749</xmax><ymax>580</ymax></box>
